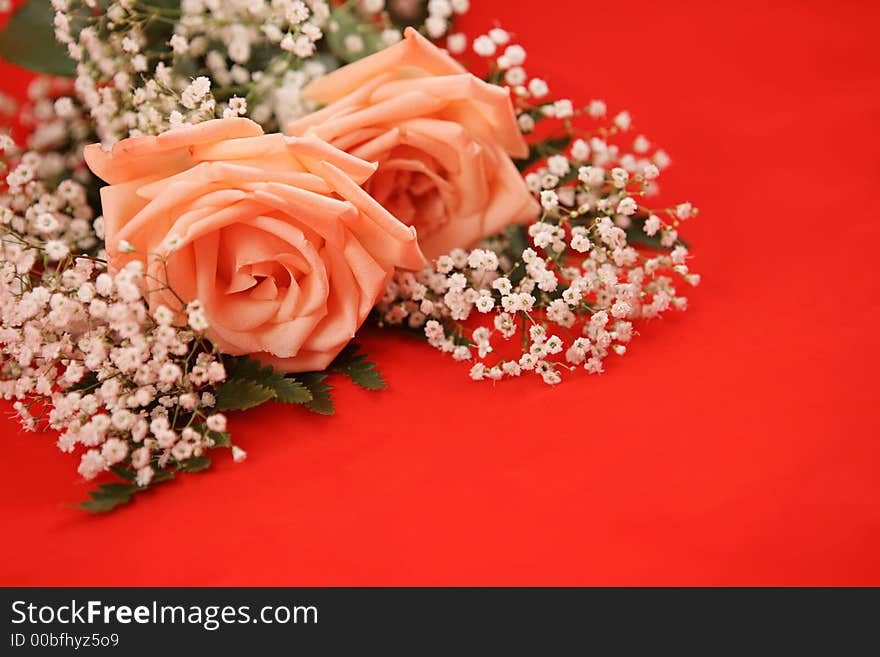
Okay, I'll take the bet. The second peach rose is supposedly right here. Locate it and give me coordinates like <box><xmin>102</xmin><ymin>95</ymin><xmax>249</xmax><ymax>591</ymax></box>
<box><xmin>286</xmin><ymin>27</ymin><xmax>539</xmax><ymax>260</ymax></box>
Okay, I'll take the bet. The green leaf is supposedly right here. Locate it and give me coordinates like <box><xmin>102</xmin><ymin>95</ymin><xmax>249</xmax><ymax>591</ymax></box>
<box><xmin>272</xmin><ymin>377</ymin><xmax>312</xmax><ymax>404</ymax></box>
<box><xmin>223</xmin><ymin>355</ymin><xmax>312</xmax><ymax>406</ymax></box>
<box><xmin>205</xmin><ymin>429</ymin><xmax>231</xmax><ymax>448</ymax></box>
<box><xmin>224</xmin><ymin>354</ymin><xmax>266</xmax><ymax>381</ymax></box>
<box><xmin>151</xmin><ymin>469</ymin><xmax>175</xmax><ymax>484</ymax></box>
<box><xmin>624</xmin><ymin>229</ymin><xmax>668</xmax><ymax>250</ymax></box>
<box><xmin>625</xmin><ymin>222</ymin><xmax>689</xmax><ymax>251</ymax></box>
<box><xmin>214</xmin><ymin>378</ymin><xmax>276</xmax><ymax>411</ymax></box>
<box><xmin>92</xmin><ymin>482</ymin><xmax>137</xmax><ymax>497</ymax></box>
<box><xmin>178</xmin><ymin>455</ymin><xmax>211</xmax><ymax>473</ymax></box>
<box><xmin>505</xmin><ymin>223</ymin><xmax>529</xmax><ymax>261</ymax></box>
<box><xmin>79</xmin><ymin>498</ymin><xmax>129</xmax><ymax>513</ymax></box>
<box><xmin>79</xmin><ymin>466</ymin><xmax>177</xmax><ymax>513</ymax></box>
<box><xmin>329</xmin><ymin>344</ymin><xmax>386</xmax><ymax>391</ymax></box>
<box><xmin>0</xmin><ymin>0</ymin><xmax>75</xmax><ymax>77</ymax></box>
<box><xmin>296</xmin><ymin>372</ymin><xmax>335</xmax><ymax>415</ymax></box>
<box><xmin>79</xmin><ymin>482</ymin><xmax>138</xmax><ymax>513</ymax></box>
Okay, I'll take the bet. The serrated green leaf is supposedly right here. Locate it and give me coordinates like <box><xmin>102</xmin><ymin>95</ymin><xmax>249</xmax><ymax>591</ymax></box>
<box><xmin>90</xmin><ymin>482</ymin><xmax>138</xmax><ymax>498</ymax></box>
<box><xmin>214</xmin><ymin>378</ymin><xmax>276</xmax><ymax>411</ymax></box>
<box><xmin>0</xmin><ymin>0</ymin><xmax>75</xmax><ymax>77</ymax></box>
<box><xmin>223</xmin><ymin>355</ymin><xmax>312</xmax><ymax>406</ymax></box>
<box><xmin>79</xmin><ymin>482</ymin><xmax>138</xmax><ymax>513</ymax></box>
<box><xmin>178</xmin><ymin>455</ymin><xmax>211</xmax><ymax>473</ymax></box>
<box><xmin>224</xmin><ymin>355</ymin><xmax>266</xmax><ymax>381</ymax></box>
<box><xmin>80</xmin><ymin>497</ymin><xmax>129</xmax><ymax>513</ymax></box>
<box><xmin>79</xmin><ymin>466</ymin><xmax>177</xmax><ymax>513</ymax></box>
<box><xmin>330</xmin><ymin>344</ymin><xmax>386</xmax><ymax>391</ymax></box>
<box><xmin>273</xmin><ymin>377</ymin><xmax>312</xmax><ymax>404</ymax></box>
<box><xmin>296</xmin><ymin>372</ymin><xmax>334</xmax><ymax>415</ymax></box>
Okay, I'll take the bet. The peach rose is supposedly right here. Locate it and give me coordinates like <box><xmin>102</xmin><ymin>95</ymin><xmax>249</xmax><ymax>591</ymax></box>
<box><xmin>84</xmin><ymin>118</ymin><xmax>425</xmax><ymax>372</ymax></box>
<box><xmin>286</xmin><ymin>27</ymin><xmax>539</xmax><ymax>259</ymax></box>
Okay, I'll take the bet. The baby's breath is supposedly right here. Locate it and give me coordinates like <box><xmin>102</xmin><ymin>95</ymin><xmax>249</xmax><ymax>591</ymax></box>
<box><xmin>376</xmin><ymin>75</ymin><xmax>700</xmax><ymax>384</ymax></box>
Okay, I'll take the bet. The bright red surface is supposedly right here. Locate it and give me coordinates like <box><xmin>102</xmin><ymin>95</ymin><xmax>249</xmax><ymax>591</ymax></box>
<box><xmin>1</xmin><ymin>0</ymin><xmax>879</xmax><ymax>586</ymax></box>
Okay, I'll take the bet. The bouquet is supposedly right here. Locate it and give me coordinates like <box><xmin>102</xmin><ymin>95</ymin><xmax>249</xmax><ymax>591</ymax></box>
<box><xmin>0</xmin><ymin>0</ymin><xmax>699</xmax><ymax>511</ymax></box>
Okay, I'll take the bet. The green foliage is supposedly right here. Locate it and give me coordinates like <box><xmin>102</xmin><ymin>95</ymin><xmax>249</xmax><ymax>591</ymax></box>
<box><xmin>108</xmin><ymin>465</ymin><xmax>136</xmax><ymax>482</ymax></box>
<box><xmin>81</xmin><ymin>458</ymin><xmax>200</xmax><ymax>513</ymax></box>
<box><xmin>625</xmin><ymin>229</ymin><xmax>668</xmax><ymax>250</ymax></box>
<box><xmin>214</xmin><ymin>378</ymin><xmax>277</xmax><ymax>411</ymax></box>
<box><xmin>0</xmin><ymin>0</ymin><xmax>75</xmax><ymax>76</ymax></box>
<box><xmin>329</xmin><ymin>344</ymin><xmax>386</xmax><ymax>391</ymax></box>
<box><xmin>204</xmin><ymin>428</ymin><xmax>231</xmax><ymax>448</ymax></box>
<box><xmin>79</xmin><ymin>482</ymin><xmax>139</xmax><ymax>513</ymax></box>
<box><xmin>178</xmin><ymin>455</ymin><xmax>211</xmax><ymax>472</ymax></box>
<box><xmin>504</xmin><ymin>224</ymin><xmax>530</xmax><ymax>285</ymax></box>
<box><xmin>325</xmin><ymin>4</ymin><xmax>385</xmax><ymax>63</ymax></box>
<box><xmin>81</xmin><ymin>347</ymin><xmax>385</xmax><ymax>511</ymax></box>
<box><xmin>297</xmin><ymin>372</ymin><xmax>334</xmax><ymax>415</ymax></box>
<box><xmin>215</xmin><ymin>355</ymin><xmax>313</xmax><ymax>410</ymax></box>
<box><xmin>625</xmin><ymin>219</ymin><xmax>688</xmax><ymax>251</ymax></box>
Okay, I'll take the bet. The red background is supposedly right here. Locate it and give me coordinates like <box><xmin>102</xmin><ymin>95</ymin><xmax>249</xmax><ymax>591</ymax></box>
<box><xmin>1</xmin><ymin>0</ymin><xmax>879</xmax><ymax>585</ymax></box>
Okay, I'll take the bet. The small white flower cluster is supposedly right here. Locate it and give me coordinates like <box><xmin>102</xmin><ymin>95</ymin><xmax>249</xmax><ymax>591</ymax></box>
<box><xmin>354</xmin><ymin>0</ymin><xmax>470</xmax><ymax>42</ymax></box>
<box><xmin>419</xmin><ymin>0</ymin><xmax>470</xmax><ymax>40</ymax></box>
<box><xmin>379</xmin><ymin>231</ymin><xmax>696</xmax><ymax>384</ymax></box>
<box><xmin>2</xmin><ymin>133</ymin><xmax>98</xmax><ymax>258</ymax></box>
<box><xmin>2</xmin><ymin>136</ymin><xmax>236</xmax><ymax>488</ymax></box>
<box><xmin>48</xmin><ymin>0</ymin><xmax>474</xmax><ymax>142</ymax></box>
<box><xmin>178</xmin><ymin>0</ymin><xmax>331</xmax><ymax>126</ymax></box>
<box><xmin>445</xmin><ymin>26</ymin><xmax>559</xmax><ymax>134</ymax></box>
<box><xmin>52</xmin><ymin>0</ymin><xmax>335</xmax><ymax>143</ymax></box>
<box><xmin>14</xmin><ymin>77</ymin><xmax>93</xmax><ymax>161</ymax></box>
<box><xmin>329</xmin><ymin>0</ymin><xmax>470</xmax><ymax>62</ymax></box>
<box><xmin>0</xmin><ymin>250</ymin><xmax>231</xmax><ymax>487</ymax></box>
<box><xmin>53</xmin><ymin>0</ymin><xmax>215</xmax><ymax>143</ymax></box>
<box><xmin>376</xmin><ymin>103</ymin><xmax>699</xmax><ymax>384</ymax></box>
<box><xmin>1</xmin><ymin>77</ymin><xmax>94</xmax><ymax>194</ymax></box>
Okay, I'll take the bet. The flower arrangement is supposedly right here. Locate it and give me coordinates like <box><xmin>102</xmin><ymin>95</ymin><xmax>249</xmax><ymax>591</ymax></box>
<box><xmin>0</xmin><ymin>0</ymin><xmax>699</xmax><ymax>511</ymax></box>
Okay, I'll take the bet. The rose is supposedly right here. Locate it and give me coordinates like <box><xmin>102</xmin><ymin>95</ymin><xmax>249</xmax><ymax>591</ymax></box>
<box><xmin>286</xmin><ymin>27</ymin><xmax>539</xmax><ymax>259</ymax></box>
<box><xmin>84</xmin><ymin>118</ymin><xmax>425</xmax><ymax>372</ymax></box>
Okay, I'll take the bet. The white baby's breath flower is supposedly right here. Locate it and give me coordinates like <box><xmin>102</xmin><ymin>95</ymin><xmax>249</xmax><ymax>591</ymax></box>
<box><xmin>44</xmin><ymin>240</ymin><xmax>69</xmax><ymax>261</ymax></box>
<box><xmin>206</xmin><ymin>413</ymin><xmax>227</xmax><ymax>432</ymax></box>
<box><xmin>473</xmin><ymin>35</ymin><xmax>496</xmax><ymax>57</ymax></box>
<box><xmin>344</xmin><ymin>34</ymin><xmax>364</xmax><ymax>54</ymax></box>
<box><xmin>540</xmin><ymin>190</ymin><xmax>559</xmax><ymax>211</ymax></box>
<box><xmin>587</xmin><ymin>99</ymin><xmax>607</xmax><ymax>117</ymax></box>
<box><xmin>613</xmin><ymin>111</ymin><xmax>632</xmax><ymax>131</ymax></box>
<box><xmin>382</xmin><ymin>28</ymin><xmax>403</xmax><ymax>46</ymax></box>
<box><xmin>446</xmin><ymin>32</ymin><xmax>466</xmax><ymax>54</ymax></box>
<box><xmin>528</xmin><ymin>78</ymin><xmax>548</xmax><ymax>98</ymax></box>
